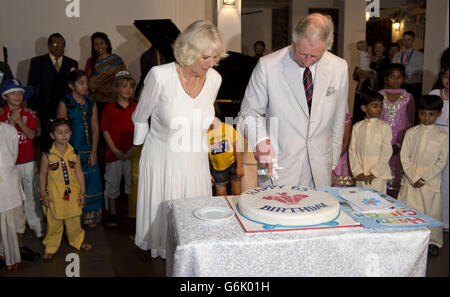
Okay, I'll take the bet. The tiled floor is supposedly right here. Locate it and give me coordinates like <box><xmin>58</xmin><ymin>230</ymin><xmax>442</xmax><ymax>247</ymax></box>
<box><xmin>0</xmin><ymin>195</ymin><xmax>448</xmax><ymax>277</ymax></box>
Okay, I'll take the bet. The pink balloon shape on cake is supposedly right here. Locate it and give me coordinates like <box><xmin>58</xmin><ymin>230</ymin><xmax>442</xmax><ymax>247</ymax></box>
<box><xmin>263</xmin><ymin>192</ymin><xmax>309</xmax><ymax>205</ymax></box>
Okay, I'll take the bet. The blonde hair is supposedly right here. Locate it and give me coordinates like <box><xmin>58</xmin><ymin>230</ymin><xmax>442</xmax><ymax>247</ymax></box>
<box><xmin>293</xmin><ymin>13</ymin><xmax>334</xmax><ymax>50</ymax></box>
<box><xmin>114</xmin><ymin>77</ymin><xmax>136</xmax><ymax>89</ymax></box>
<box><xmin>173</xmin><ymin>20</ymin><xmax>227</xmax><ymax>67</ymax></box>
<box><xmin>113</xmin><ymin>77</ymin><xmax>136</xmax><ymax>100</ymax></box>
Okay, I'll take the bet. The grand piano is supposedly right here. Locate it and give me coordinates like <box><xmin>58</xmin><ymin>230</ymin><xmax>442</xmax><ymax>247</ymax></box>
<box><xmin>134</xmin><ymin>19</ymin><xmax>256</xmax><ymax>119</ymax></box>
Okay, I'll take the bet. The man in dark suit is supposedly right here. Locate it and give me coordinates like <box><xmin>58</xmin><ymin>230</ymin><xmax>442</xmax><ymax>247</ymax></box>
<box><xmin>27</xmin><ymin>33</ymin><xmax>78</xmax><ymax>152</ymax></box>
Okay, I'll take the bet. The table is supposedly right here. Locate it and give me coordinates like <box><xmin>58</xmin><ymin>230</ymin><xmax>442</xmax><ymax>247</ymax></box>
<box><xmin>166</xmin><ymin>196</ymin><xmax>430</xmax><ymax>277</ymax></box>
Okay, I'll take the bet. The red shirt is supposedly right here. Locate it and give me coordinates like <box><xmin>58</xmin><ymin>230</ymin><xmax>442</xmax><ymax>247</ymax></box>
<box><xmin>0</xmin><ymin>104</ymin><xmax>37</xmax><ymax>164</ymax></box>
<box><xmin>100</xmin><ymin>100</ymin><xmax>137</xmax><ymax>163</ymax></box>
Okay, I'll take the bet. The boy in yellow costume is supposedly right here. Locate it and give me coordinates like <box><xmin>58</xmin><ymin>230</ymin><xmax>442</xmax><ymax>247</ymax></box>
<box><xmin>38</xmin><ymin>119</ymin><xmax>92</xmax><ymax>261</ymax></box>
<box><xmin>398</xmin><ymin>95</ymin><xmax>449</xmax><ymax>256</ymax></box>
<box><xmin>349</xmin><ymin>90</ymin><xmax>393</xmax><ymax>193</ymax></box>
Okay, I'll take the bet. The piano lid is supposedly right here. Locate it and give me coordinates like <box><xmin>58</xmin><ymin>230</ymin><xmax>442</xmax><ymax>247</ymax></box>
<box><xmin>214</xmin><ymin>51</ymin><xmax>257</xmax><ymax>101</ymax></box>
<box><xmin>134</xmin><ymin>19</ymin><xmax>180</xmax><ymax>62</ymax></box>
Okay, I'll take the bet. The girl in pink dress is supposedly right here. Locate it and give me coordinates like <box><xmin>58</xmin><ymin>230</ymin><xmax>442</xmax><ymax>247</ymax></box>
<box><xmin>332</xmin><ymin>113</ymin><xmax>354</xmax><ymax>187</ymax></box>
<box><xmin>379</xmin><ymin>63</ymin><xmax>415</xmax><ymax>198</ymax></box>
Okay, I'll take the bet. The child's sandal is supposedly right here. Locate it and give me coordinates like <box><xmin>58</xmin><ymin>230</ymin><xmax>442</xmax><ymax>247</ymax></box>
<box><xmin>5</xmin><ymin>262</ymin><xmax>22</xmax><ymax>271</ymax></box>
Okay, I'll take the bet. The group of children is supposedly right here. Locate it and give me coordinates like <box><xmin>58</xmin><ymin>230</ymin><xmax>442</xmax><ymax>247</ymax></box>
<box><xmin>343</xmin><ymin>62</ymin><xmax>449</xmax><ymax>256</ymax></box>
<box><xmin>0</xmin><ymin>70</ymin><xmax>137</xmax><ymax>269</ymax></box>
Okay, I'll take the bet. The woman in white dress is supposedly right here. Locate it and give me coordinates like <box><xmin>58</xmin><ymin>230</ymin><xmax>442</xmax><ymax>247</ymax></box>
<box><xmin>429</xmin><ymin>65</ymin><xmax>449</xmax><ymax>230</ymax></box>
<box><xmin>132</xmin><ymin>20</ymin><xmax>227</xmax><ymax>258</ymax></box>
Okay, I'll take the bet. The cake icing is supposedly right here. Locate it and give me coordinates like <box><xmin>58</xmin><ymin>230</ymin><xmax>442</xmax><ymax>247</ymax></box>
<box><xmin>237</xmin><ymin>185</ymin><xmax>340</xmax><ymax>228</ymax></box>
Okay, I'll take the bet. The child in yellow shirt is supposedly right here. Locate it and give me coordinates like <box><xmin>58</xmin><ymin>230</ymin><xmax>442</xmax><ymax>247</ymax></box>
<box><xmin>38</xmin><ymin>118</ymin><xmax>92</xmax><ymax>261</ymax></box>
<box><xmin>207</xmin><ymin>117</ymin><xmax>244</xmax><ymax>196</ymax></box>
<box><xmin>398</xmin><ymin>95</ymin><xmax>449</xmax><ymax>256</ymax></box>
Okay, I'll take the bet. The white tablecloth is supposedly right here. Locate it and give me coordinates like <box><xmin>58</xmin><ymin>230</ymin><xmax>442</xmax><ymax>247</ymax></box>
<box><xmin>166</xmin><ymin>196</ymin><xmax>430</xmax><ymax>277</ymax></box>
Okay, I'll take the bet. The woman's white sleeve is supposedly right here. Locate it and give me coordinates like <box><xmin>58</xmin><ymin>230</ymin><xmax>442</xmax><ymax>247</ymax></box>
<box><xmin>132</xmin><ymin>69</ymin><xmax>161</xmax><ymax>145</ymax></box>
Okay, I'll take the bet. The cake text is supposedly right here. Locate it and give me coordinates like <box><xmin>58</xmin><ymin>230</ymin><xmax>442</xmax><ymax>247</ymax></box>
<box><xmin>259</xmin><ymin>202</ymin><xmax>329</xmax><ymax>213</ymax></box>
<box><xmin>245</xmin><ymin>185</ymin><xmax>311</xmax><ymax>196</ymax></box>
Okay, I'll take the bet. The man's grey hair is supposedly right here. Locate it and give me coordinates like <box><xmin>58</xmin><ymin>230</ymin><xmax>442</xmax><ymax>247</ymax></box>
<box><xmin>292</xmin><ymin>13</ymin><xmax>334</xmax><ymax>50</ymax></box>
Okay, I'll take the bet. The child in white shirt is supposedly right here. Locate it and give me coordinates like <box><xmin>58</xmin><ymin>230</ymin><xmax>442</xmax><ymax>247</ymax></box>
<box><xmin>398</xmin><ymin>95</ymin><xmax>449</xmax><ymax>256</ymax></box>
<box><xmin>349</xmin><ymin>89</ymin><xmax>393</xmax><ymax>193</ymax></box>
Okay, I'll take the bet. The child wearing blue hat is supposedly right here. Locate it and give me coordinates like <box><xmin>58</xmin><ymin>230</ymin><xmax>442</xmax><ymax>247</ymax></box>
<box><xmin>0</xmin><ymin>79</ymin><xmax>44</xmax><ymax>261</ymax></box>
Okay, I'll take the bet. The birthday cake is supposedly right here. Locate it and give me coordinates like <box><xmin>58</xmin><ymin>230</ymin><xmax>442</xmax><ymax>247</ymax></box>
<box><xmin>237</xmin><ymin>185</ymin><xmax>341</xmax><ymax>228</ymax></box>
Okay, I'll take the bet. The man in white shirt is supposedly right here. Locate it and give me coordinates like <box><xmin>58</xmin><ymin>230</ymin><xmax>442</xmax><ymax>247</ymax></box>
<box><xmin>392</xmin><ymin>31</ymin><xmax>424</xmax><ymax>103</ymax></box>
<box><xmin>239</xmin><ymin>13</ymin><xmax>348</xmax><ymax>187</ymax></box>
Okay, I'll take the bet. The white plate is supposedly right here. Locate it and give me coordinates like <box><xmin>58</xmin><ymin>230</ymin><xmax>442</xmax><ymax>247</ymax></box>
<box><xmin>193</xmin><ymin>207</ymin><xmax>234</xmax><ymax>221</ymax></box>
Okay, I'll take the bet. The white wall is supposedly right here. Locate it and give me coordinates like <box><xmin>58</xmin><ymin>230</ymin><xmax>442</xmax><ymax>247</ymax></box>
<box><xmin>0</xmin><ymin>8</ymin><xmax>3</xmax><ymax>62</ymax></box>
<box><xmin>339</xmin><ymin>0</ymin><xmax>366</xmax><ymax>117</ymax></box>
<box><xmin>290</xmin><ymin>0</ymin><xmax>339</xmax><ymax>32</ymax></box>
<box><xmin>242</xmin><ymin>7</ymin><xmax>272</xmax><ymax>55</ymax></box>
<box><xmin>217</xmin><ymin>0</ymin><xmax>242</xmax><ymax>53</ymax></box>
<box><xmin>0</xmin><ymin>0</ymin><xmax>211</xmax><ymax>83</ymax></box>
<box><xmin>423</xmin><ymin>0</ymin><xmax>449</xmax><ymax>93</ymax></box>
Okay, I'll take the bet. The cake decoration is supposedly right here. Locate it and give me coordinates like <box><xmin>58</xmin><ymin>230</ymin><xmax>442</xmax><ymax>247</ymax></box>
<box><xmin>237</xmin><ymin>185</ymin><xmax>341</xmax><ymax>229</ymax></box>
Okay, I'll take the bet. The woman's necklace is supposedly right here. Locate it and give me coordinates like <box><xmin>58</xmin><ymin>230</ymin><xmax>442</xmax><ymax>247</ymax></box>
<box><xmin>178</xmin><ymin>64</ymin><xmax>200</xmax><ymax>95</ymax></box>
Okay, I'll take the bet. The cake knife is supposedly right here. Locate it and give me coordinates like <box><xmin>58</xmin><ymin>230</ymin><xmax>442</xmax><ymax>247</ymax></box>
<box><xmin>269</xmin><ymin>175</ymin><xmax>275</xmax><ymax>186</ymax></box>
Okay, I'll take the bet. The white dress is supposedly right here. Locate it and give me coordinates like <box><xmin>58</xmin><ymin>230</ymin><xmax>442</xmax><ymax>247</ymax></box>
<box><xmin>0</xmin><ymin>122</ymin><xmax>23</xmax><ymax>212</ymax></box>
<box><xmin>429</xmin><ymin>89</ymin><xmax>449</xmax><ymax>229</ymax></box>
<box><xmin>132</xmin><ymin>62</ymin><xmax>222</xmax><ymax>258</ymax></box>
<box><xmin>0</xmin><ymin>122</ymin><xmax>23</xmax><ymax>266</ymax></box>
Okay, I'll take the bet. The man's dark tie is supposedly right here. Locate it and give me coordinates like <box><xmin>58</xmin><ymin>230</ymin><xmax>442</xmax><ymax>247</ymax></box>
<box><xmin>303</xmin><ymin>67</ymin><xmax>313</xmax><ymax>113</ymax></box>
